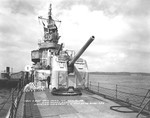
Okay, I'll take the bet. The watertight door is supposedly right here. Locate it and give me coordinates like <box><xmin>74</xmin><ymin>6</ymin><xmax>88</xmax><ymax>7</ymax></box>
<box><xmin>67</xmin><ymin>73</ymin><xmax>76</xmax><ymax>88</ymax></box>
<box><xmin>58</xmin><ymin>72</ymin><xmax>67</xmax><ymax>88</ymax></box>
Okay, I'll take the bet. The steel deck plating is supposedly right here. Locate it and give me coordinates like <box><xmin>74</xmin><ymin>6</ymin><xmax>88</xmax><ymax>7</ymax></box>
<box><xmin>16</xmin><ymin>89</ymin><xmax>146</xmax><ymax>118</ymax></box>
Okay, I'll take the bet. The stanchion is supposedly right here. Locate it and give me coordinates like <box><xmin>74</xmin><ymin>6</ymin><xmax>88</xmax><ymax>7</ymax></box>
<box><xmin>98</xmin><ymin>82</ymin><xmax>99</xmax><ymax>93</ymax></box>
<box><xmin>11</xmin><ymin>89</ymin><xmax>14</xmax><ymax>118</ymax></box>
<box><xmin>116</xmin><ymin>84</ymin><xmax>118</xmax><ymax>99</ymax></box>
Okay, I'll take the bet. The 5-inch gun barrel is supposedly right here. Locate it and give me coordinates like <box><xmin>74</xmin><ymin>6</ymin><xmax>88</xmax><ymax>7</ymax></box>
<box><xmin>69</xmin><ymin>36</ymin><xmax>95</xmax><ymax>66</ymax></box>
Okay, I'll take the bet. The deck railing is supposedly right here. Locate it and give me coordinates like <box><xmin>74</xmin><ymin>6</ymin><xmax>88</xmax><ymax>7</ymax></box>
<box><xmin>4</xmin><ymin>72</ymin><xmax>30</xmax><ymax>118</ymax></box>
<box><xmin>88</xmin><ymin>81</ymin><xmax>150</xmax><ymax>117</ymax></box>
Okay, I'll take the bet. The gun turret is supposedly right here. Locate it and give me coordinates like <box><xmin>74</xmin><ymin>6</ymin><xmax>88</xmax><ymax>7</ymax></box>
<box><xmin>69</xmin><ymin>36</ymin><xmax>95</xmax><ymax>67</ymax></box>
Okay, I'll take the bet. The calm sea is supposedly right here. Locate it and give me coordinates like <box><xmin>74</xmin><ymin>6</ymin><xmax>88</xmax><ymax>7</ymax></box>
<box><xmin>89</xmin><ymin>74</ymin><xmax>150</xmax><ymax>89</ymax></box>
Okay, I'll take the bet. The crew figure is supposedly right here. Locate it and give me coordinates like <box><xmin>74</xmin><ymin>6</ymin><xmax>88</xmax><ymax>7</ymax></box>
<box><xmin>47</xmin><ymin>76</ymin><xmax>51</xmax><ymax>89</ymax></box>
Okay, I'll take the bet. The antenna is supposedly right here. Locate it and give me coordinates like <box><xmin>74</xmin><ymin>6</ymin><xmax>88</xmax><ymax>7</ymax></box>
<box><xmin>48</xmin><ymin>4</ymin><xmax>52</xmax><ymax>23</ymax></box>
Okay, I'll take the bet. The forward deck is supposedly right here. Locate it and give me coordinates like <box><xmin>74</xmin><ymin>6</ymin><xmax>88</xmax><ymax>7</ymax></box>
<box><xmin>16</xmin><ymin>89</ymin><xmax>147</xmax><ymax>118</ymax></box>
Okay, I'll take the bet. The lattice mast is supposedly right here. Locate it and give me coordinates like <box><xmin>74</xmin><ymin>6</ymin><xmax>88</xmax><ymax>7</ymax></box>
<box><xmin>31</xmin><ymin>4</ymin><xmax>61</xmax><ymax>69</ymax></box>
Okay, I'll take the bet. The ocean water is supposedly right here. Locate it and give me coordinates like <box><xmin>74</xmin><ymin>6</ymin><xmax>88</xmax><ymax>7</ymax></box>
<box><xmin>89</xmin><ymin>74</ymin><xmax>150</xmax><ymax>89</ymax></box>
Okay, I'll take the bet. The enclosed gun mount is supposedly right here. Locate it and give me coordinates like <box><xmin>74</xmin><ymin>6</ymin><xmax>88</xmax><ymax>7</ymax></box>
<box><xmin>51</xmin><ymin>36</ymin><xmax>95</xmax><ymax>96</ymax></box>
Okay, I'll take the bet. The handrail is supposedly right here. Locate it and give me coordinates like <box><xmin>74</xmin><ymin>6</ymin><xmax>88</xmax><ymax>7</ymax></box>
<box><xmin>5</xmin><ymin>83</ymin><xmax>23</xmax><ymax>118</ymax></box>
<box><xmin>0</xmin><ymin>92</ymin><xmax>12</xmax><ymax>112</ymax></box>
<box><xmin>139</xmin><ymin>89</ymin><xmax>150</xmax><ymax>107</ymax></box>
<box><xmin>136</xmin><ymin>99</ymin><xmax>150</xmax><ymax>118</ymax></box>
<box><xmin>5</xmin><ymin>71</ymin><xmax>30</xmax><ymax>118</ymax></box>
<box><xmin>88</xmin><ymin>81</ymin><xmax>150</xmax><ymax>117</ymax></box>
<box><xmin>0</xmin><ymin>86</ymin><xmax>18</xmax><ymax>117</ymax></box>
<box><xmin>89</xmin><ymin>82</ymin><xmax>148</xmax><ymax>98</ymax></box>
<box><xmin>8</xmin><ymin>82</ymin><xmax>26</xmax><ymax>118</ymax></box>
<box><xmin>136</xmin><ymin>89</ymin><xmax>150</xmax><ymax>118</ymax></box>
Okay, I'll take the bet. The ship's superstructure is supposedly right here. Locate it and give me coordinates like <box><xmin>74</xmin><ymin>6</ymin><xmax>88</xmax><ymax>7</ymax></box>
<box><xmin>31</xmin><ymin>4</ymin><xmax>61</xmax><ymax>69</ymax></box>
<box><xmin>31</xmin><ymin>4</ymin><xmax>94</xmax><ymax>95</ymax></box>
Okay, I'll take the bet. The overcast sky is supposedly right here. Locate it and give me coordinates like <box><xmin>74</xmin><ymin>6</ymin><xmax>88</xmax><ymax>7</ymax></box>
<box><xmin>0</xmin><ymin>0</ymin><xmax>150</xmax><ymax>72</ymax></box>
